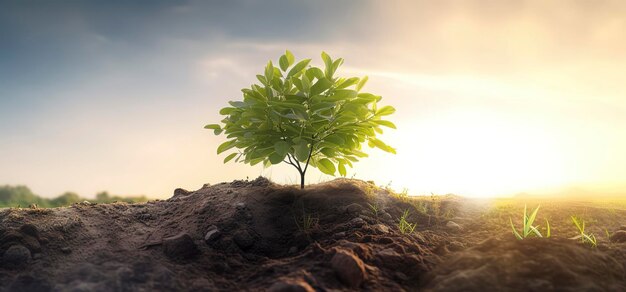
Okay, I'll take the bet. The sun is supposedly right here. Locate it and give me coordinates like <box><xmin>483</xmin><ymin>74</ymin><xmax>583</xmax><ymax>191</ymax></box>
<box><xmin>378</xmin><ymin>109</ymin><xmax>569</xmax><ymax>197</ymax></box>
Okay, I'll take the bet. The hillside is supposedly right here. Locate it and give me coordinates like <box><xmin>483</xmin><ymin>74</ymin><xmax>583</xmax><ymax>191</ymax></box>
<box><xmin>1</xmin><ymin>178</ymin><xmax>625</xmax><ymax>291</ymax></box>
<box><xmin>0</xmin><ymin>185</ymin><xmax>148</xmax><ymax>208</ymax></box>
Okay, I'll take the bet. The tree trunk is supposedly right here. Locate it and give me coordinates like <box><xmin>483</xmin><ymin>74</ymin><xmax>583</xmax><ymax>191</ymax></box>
<box><xmin>300</xmin><ymin>171</ymin><xmax>305</xmax><ymax>189</ymax></box>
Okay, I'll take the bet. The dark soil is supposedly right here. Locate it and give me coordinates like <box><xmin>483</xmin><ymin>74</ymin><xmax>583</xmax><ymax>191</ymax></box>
<box><xmin>1</xmin><ymin>178</ymin><xmax>625</xmax><ymax>291</ymax></box>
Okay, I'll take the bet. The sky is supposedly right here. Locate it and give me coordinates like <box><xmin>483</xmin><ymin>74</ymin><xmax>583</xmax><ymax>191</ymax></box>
<box><xmin>1</xmin><ymin>0</ymin><xmax>625</xmax><ymax>198</ymax></box>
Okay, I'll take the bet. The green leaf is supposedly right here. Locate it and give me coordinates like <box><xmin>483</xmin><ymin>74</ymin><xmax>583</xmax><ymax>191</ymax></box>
<box><xmin>265</xmin><ymin>61</ymin><xmax>274</xmax><ymax>82</ymax></box>
<box><xmin>376</xmin><ymin>105</ymin><xmax>396</xmax><ymax>116</ymax></box>
<box><xmin>307</xmin><ymin>67</ymin><xmax>325</xmax><ymax>79</ymax></box>
<box><xmin>321</xmin><ymin>51</ymin><xmax>332</xmax><ymax>71</ymax></box>
<box><xmin>301</xmin><ymin>74</ymin><xmax>311</xmax><ymax>93</ymax></box>
<box><xmin>219</xmin><ymin>107</ymin><xmax>236</xmax><ymax>115</ymax></box>
<box><xmin>223</xmin><ymin>153</ymin><xmax>238</xmax><ymax>163</ymax></box>
<box><xmin>324</xmin><ymin>135</ymin><xmax>345</xmax><ymax>145</ymax></box>
<box><xmin>376</xmin><ymin>120</ymin><xmax>397</xmax><ymax>129</ymax></box>
<box><xmin>310</xmin><ymin>78</ymin><xmax>333</xmax><ymax>95</ymax></box>
<box><xmin>269</xmin><ymin>152</ymin><xmax>285</xmax><ymax>164</ymax></box>
<box><xmin>510</xmin><ymin>217</ymin><xmax>523</xmax><ymax>240</ymax></box>
<box><xmin>229</xmin><ymin>101</ymin><xmax>247</xmax><ymax>108</ymax></box>
<box><xmin>294</xmin><ymin>141</ymin><xmax>309</xmax><ymax>162</ymax></box>
<box><xmin>217</xmin><ymin>140</ymin><xmax>237</xmax><ymax>154</ymax></box>
<box><xmin>369</xmin><ymin>138</ymin><xmax>396</xmax><ymax>154</ymax></box>
<box><xmin>337</xmin><ymin>77</ymin><xmax>359</xmax><ymax>89</ymax></box>
<box><xmin>279</xmin><ymin>55</ymin><xmax>289</xmax><ymax>71</ymax></box>
<box><xmin>287</xmin><ymin>59</ymin><xmax>311</xmax><ymax>78</ymax></box>
<box><xmin>320</xmin><ymin>148</ymin><xmax>335</xmax><ymax>157</ymax></box>
<box><xmin>317</xmin><ymin>158</ymin><xmax>336</xmax><ymax>175</ymax></box>
<box><xmin>204</xmin><ymin>124</ymin><xmax>221</xmax><ymax>130</ymax></box>
<box><xmin>356</xmin><ymin>76</ymin><xmax>368</xmax><ymax>91</ymax></box>
<box><xmin>274</xmin><ymin>141</ymin><xmax>290</xmax><ymax>156</ymax></box>
<box><xmin>327</xmin><ymin>89</ymin><xmax>357</xmax><ymax>102</ymax></box>
<box><xmin>338</xmin><ymin>161</ymin><xmax>347</xmax><ymax>177</ymax></box>
<box><xmin>285</xmin><ymin>50</ymin><xmax>295</xmax><ymax>66</ymax></box>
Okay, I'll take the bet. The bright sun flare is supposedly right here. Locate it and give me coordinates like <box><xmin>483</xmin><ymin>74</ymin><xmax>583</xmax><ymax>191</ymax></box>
<box><xmin>386</xmin><ymin>109</ymin><xmax>569</xmax><ymax>197</ymax></box>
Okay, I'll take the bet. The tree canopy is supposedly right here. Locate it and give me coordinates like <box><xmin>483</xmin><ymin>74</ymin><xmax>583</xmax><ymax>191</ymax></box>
<box><xmin>205</xmin><ymin>51</ymin><xmax>396</xmax><ymax>188</ymax></box>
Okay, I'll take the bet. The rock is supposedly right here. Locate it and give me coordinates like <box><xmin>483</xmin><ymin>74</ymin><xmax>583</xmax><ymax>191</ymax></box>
<box><xmin>610</xmin><ymin>230</ymin><xmax>626</xmax><ymax>243</ymax></box>
<box><xmin>204</xmin><ymin>225</ymin><xmax>221</xmax><ymax>243</ymax></box>
<box><xmin>448</xmin><ymin>241</ymin><xmax>465</xmax><ymax>251</ymax></box>
<box><xmin>2</xmin><ymin>244</ymin><xmax>31</xmax><ymax>267</ymax></box>
<box><xmin>381</xmin><ymin>213</ymin><xmax>392</xmax><ymax>221</ymax></box>
<box><xmin>333</xmin><ymin>232</ymin><xmax>346</xmax><ymax>239</ymax></box>
<box><xmin>235</xmin><ymin>202</ymin><xmax>246</xmax><ymax>210</ymax></box>
<box><xmin>19</xmin><ymin>224</ymin><xmax>40</xmax><ymax>240</ymax></box>
<box><xmin>346</xmin><ymin>203</ymin><xmax>363</xmax><ymax>214</ymax></box>
<box><xmin>163</xmin><ymin>232</ymin><xmax>199</xmax><ymax>260</ymax></box>
<box><xmin>330</xmin><ymin>249</ymin><xmax>366</xmax><ymax>288</ymax></box>
<box><xmin>373</xmin><ymin>224</ymin><xmax>390</xmax><ymax>234</ymax></box>
<box><xmin>173</xmin><ymin>188</ymin><xmax>190</xmax><ymax>197</ymax></box>
<box><xmin>268</xmin><ymin>278</ymin><xmax>315</xmax><ymax>292</ymax></box>
<box><xmin>60</xmin><ymin>246</ymin><xmax>72</xmax><ymax>254</ymax></box>
<box><xmin>375</xmin><ymin>248</ymin><xmax>424</xmax><ymax>276</ymax></box>
<box><xmin>446</xmin><ymin>221</ymin><xmax>463</xmax><ymax>232</ymax></box>
<box><xmin>251</xmin><ymin>176</ymin><xmax>271</xmax><ymax>186</ymax></box>
<box><xmin>233</xmin><ymin>230</ymin><xmax>254</xmax><ymax>250</ymax></box>
<box><xmin>349</xmin><ymin>217</ymin><xmax>366</xmax><ymax>227</ymax></box>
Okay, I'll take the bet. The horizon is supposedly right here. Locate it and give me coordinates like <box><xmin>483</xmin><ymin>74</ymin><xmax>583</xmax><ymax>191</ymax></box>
<box><xmin>1</xmin><ymin>1</ymin><xmax>625</xmax><ymax>198</ymax></box>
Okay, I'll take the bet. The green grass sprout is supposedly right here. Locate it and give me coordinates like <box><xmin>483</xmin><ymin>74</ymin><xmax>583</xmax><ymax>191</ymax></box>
<box><xmin>510</xmin><ymin>205</ymin><xmax>544</xmax><ymax>240</ymax></box>
<box><xmin>397</xmin><ymin>209</ymin><xmax>417</xmax><ymax>234</ymax></box>
<box><xmin>571</xmin><ymin>216</ymin><xmax>597</xmax><ymax>247</ymax></box>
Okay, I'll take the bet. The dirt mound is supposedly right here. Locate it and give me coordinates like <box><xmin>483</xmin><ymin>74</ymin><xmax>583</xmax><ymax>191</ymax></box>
<box><xmin>422</xmin><ymin>237</ymin><xmax>626</xmax><ymax>291</ymax></box>
<box><xmin>2</xmin><ymin>178</ymin><xmax>626</xmax><ymax>291</ymax></box>
<box><xmin>0</xmin><ymin>178</ymin><xmax>446</xmax><ymax>291</ymax></box>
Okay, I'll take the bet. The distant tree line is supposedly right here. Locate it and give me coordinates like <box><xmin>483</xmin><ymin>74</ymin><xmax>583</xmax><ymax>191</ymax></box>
<box><xmin>0</xmin><ymin>185</ymin><xmax>149</xmax><ymax>208</ymax></box>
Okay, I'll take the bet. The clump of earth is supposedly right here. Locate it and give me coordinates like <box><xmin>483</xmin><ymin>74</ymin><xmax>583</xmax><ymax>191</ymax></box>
<box><xmin>1</xmin><ymin>178</ymin><xmax>625</xmax><ymax>291</ymax></box>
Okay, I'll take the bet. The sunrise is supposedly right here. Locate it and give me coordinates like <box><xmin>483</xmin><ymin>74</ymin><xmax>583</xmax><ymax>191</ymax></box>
<box><xmin>1</xmin><ymin>1</ymin><xmax>625</xmax><ymax>290</ymax></box>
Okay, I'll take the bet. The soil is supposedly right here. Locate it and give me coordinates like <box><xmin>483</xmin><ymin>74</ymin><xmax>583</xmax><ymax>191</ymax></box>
<box><xmin>1</xmin><ymin>178</ymin><xmax>625</xmax><ymax>291</ymax></box>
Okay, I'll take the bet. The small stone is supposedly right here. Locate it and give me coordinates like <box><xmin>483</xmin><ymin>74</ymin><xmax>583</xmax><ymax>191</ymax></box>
<box><xmin>346</xmin><ymin>203</ymin><xmax>363</xmax><ymax>214</ymax></box>
<box><xmin>173</xmin><ymin>188</ymin><xmax>190</xmax><ymax>197</ymax></box>
<box><xmin>373</xmin><ymin>224</ymin><xmax>390</xmax><ymax>233</ymax></box>
<box><xmin>446</xmin><ymin>221</ymin><xmax>463</xmax><ymax>232</ymax></box>
<box><xmin>331</xmin><ymin>249</ymin><xmax>366</xmax><ymax>288</ymax></box>
<box><xmin>610</xmin><ymin>230</ymin><xmax>626</xmax><ymax>243</ymax></box>
<box><xmin>204</xmin><ymin>225</ymin><xmax>221</xmax><ymax>243</ymax></box>
<box><xmin>268</xmin><ymin>278</ymin><xmax>315</xmax><ymax>292</ymax></box>
<box><xmin>2</xmin><ymin>245</ymin><xmax>31</xmax><ymax>267</ymax></box>
<box><xmin>448</xmin><ymin>241</ymin><xmax>465</xmax><ymax>251</ymax></box>
<box><xmin>233</xmin><ymin>230</ymin><xmax>254</xmax><ymax>250</ymax></box>
<box><xmin>235</xmin><ymin>202</ymin><xmax>246</xmax><ymax>210</ymax></box>
<box><xmin>349</xmin><ymin>217</ymin><xmax>366</xmax><ymax>227</ymax></box>
<box><xmin>60</xmin><ymin>246</ymin><xmax>72</xmax><ymax>254</ymax></box>
<box><xmin>333</xmin><ymin>232</ymin><xmax>346</xmax><ymax>239</ymax></box>
<box><xmin>163</xmin><ymin>232</ymin><xmax>199</xmax><ymax>260</ymax></box>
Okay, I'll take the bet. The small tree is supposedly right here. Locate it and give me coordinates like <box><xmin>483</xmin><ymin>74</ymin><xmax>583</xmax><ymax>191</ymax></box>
<box><xmin>205</xmin><ymin>51</ymin><xmax>396</xmax><ymax>189</ymax></box>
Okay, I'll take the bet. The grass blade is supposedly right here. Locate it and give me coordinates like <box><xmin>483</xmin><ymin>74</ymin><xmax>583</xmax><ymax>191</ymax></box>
<box><xmin>510</xmin><ymin>217</ymin><xmax>523</xmax><ymax>240</ymax></box>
